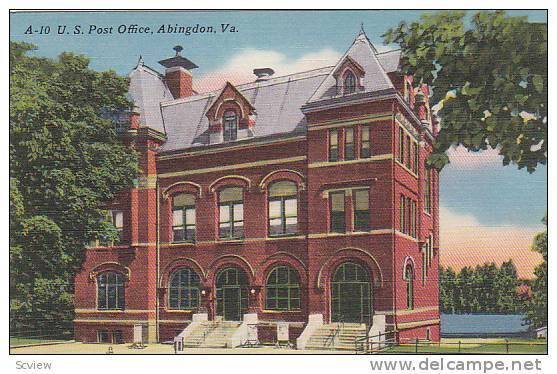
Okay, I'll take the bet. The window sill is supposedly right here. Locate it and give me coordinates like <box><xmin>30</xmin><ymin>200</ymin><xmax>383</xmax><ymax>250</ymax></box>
<box><xmin>395</xmin><ymin>160</ymin><xmax>418</xmax><ymax>179</ymax></box>
<box><xmin>261</xmin><ymin>309</ymin><xmax>303</xmax><ymax>313</ymax></box>
<box><xmin>87</xmin><ymin>244</ymin><xmax>130</xmax><ymax>250</ymax></box>
<box><xmin>268</xmin><ymin>233</ymin><xmax>300</xmax><ymax>239</ymax></box>
<box><xmin>96</xmin><ymin>309</ymin><xmax>125</xmax><ymax>312</ymax></box>
<box><xmin>171</xmin><ymin>241</ymin><xmax>196</xmax><ymax>245</ymax></box>
<box><xmin>218</xmin><ymin>238</ymin><xmax>245</xmax><ymax>244</ymax></box>
<box><xmin>165</xmin><ymin>309</ymin><xmax>196</xmax><ymax>313</ymax></box>
<box><xmin>330</xmin><ymin>231</ymin><xmax>347</xmax><ymax>235</ymax></box>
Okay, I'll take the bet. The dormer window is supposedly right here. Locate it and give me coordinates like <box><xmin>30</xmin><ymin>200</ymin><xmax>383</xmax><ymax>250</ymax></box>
<box><xmin>206</xmin><ymin>82</ymin><xmax>256</xmax><ymax>145</ymax></box>
<box><xmin>332</xmin><ymin>56</ymin><xmax>365</xmax><ymax>97</ymax></box>
<box><xmin>223</xmin><ymin>110</ymin><xmax>238</xmax><ymax>142</ymax></box>
<box><xmin>343</xmin><ymin>71</ymin><xmax>357</xmax><ymax>94</ymax></box>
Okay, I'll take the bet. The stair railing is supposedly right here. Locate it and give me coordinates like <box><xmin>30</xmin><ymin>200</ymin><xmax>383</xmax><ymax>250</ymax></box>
<box><xmin>323</xmin><ymin>315</ymin><xmax>344</xmax><ymax>348</ymax></box>
<box><xmin>200</xmin><ymin>321</ymin><xmax>220</xmax><ymax>345</ymax></box>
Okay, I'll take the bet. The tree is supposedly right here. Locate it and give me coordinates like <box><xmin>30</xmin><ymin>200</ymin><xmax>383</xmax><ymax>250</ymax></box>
<box><xmin>384</xmin><ymin>11</ymin><xmax>547</xmax><ymax>172</ymax></box>
<box><xmin>440</xmin><ymin>261</ymin><xmax>521</xmax><ymax>315</ymax></box>
<box><xmin>439</xmin><ymin>266</ymin><xmax>456</xmax><ymax>313</ymax></box>
<box><xmin>524</xmin><ymin>215</ymin><xmax>547</xmax><ymax>328</ymax></box>
<box><xmin>495</xmin><ymin>260</ymin><xmax>519</xmax><ymax>313</ymax></box>
<box><xmin>9</xmin><ymin>42</ymin><xmax>138</xmax><ymax>337</ymax></box>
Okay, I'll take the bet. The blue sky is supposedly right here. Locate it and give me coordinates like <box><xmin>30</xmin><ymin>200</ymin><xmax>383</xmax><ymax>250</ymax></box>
<box><xmin>10</xmin><ymin>10</ymin><xmax>547</xmax><ymax>275</ymax></box>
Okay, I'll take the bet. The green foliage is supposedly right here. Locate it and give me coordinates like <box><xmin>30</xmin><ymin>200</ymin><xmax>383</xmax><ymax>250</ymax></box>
<box><xmin>523</xmin><ymin>215</ymin><xmax>547</xmax><ymax>328</ymax></box>
<box><xmin>439</xmin><ymin>260</ymin><xmax>521</xmax><ymax>314</ymax></box>
<box><xmin>9</xmin><ymin>41</ymin><xmax>138</xmax><ymax>336</ymax></box>
<box><xmin>384</xmin><ymin>11</ymin><xmax>547</xmax><ymax>172</ymax></box>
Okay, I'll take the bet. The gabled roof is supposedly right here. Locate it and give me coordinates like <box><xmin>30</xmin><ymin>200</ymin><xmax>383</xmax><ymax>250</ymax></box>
<box><xmin>332</xmin><ymin>55</ymin><xmax>365</xmax><ymax>77</ymax></box>
<box><xmin>127</xmin><ymin>30</ymin><xmax>405</xmax><ymax>154</ymax></box>
<box><xmin>307</xmin><ymin>31</ymin><xmax>395</xmax><ymax>103</ymax></box>
<box><xmin>205</xmin><ymin>81</ymin><xmax>256</xmax><ymax>119</ymax></box>
<box><xmin>158</xmin><ymin>67</ymin><xmax>332</xmax><ymax>152</ymax></box>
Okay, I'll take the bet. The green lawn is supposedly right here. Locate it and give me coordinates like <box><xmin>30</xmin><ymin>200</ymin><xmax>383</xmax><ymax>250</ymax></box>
<box><xmin>10</xmin><ymin>337</ymin><xmax>67</xmax><ymax>347</ymax></box>
<box><xmin>380</xmin><ymin>338</ymin><xmax>547</xmax><ymax>354</ymax></box>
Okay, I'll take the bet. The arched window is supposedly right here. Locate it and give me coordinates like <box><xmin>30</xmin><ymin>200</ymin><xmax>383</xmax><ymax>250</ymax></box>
<box><xmin>168</xmin><ymin>268</ymin><xmax>201</xmax><ymax>310</ymax></box>
<box><xmin>219</xmin><ymin>187</ymin><xmax>244</xmax><ymax>239</ymax></box>
<box><xmin>172</xmin><ymin>193</ymin><xmax>196</xmax><ymax>242</ymax></box>
<box><xmin>265</xmin><ymin>266</ymin><xmax>300</xmax><ymax>311</ymax></box>
<box><xmin>97</xmin><ymin>272</ymin><xmax>125</xmax><ymax>310</ymax></box>
<box><xmin>343</xmin><ymin>71</ymin><xmax>356</xmax><ymax>94</ymax></box>
<box><xmin>405</xmin><ymin>264</ymin><xmax>414</xmax><ymax>310</ymax></box>
<box><xmin>223</xmin><ymin>110</ymin><xmax>238</xmax><ymax>142</ymax></box>
<box><xmin>268</xmin><ymin>181</ymin><xmax>298</xmax><ymax>236</ymax></box>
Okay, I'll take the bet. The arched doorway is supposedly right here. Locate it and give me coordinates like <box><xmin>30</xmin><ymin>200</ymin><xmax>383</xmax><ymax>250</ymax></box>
<box><xmin>215</xmin><ymin>267</ymin><xmax>249</xmax><ymax>321</ymax></box>
<box><xmin>331</xmin><ymin>262</ymin><xmax>372</xmax><ymax>323</ymax></box>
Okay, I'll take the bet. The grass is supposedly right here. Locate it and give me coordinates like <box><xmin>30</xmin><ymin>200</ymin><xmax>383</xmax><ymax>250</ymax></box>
<box><xmin>10</xmin><ymin>338</ymin><xmax>547</xmax><ymax>354</ymax></box>
<box><xmin>382</xmin><ymin>338</ymin><xmax>547</xmax><ymax>354</ymax></box>
<box><xmin>10</xmin><ymin>337</ymin><xmax>67</xmax><ymax>347</ymax></box>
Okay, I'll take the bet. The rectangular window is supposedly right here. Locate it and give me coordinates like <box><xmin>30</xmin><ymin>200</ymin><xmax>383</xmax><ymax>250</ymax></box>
<box><xmin>398</xmin><ymin>127</ymin><xmax>404</xmax><ymax>162</ymax></box>
<box><xmin>428</xmin><ymin>235</ymin><xmax>433</xmax><ymax>268</ymax></box>
<box><xmin>112</xmin><ymin>330</ymin><xmax>124</xmax><ymax>344</ymax></box>
<box><xmin>413</xmin><ymin>142</ymin><xmax>419</xmax><ymax>174</ymax></box>
<box><xmin>404</xmin><ymin>81</ymin><xmax>411</xmax><ymax>103</ymax></box>
<box><xmin>400</xmin><ymin>196</ymin><xmax>416</xmax><ymax>237</ymax></box>
<box><xmin>411</xmin><ymin>200</ymin><xmax>417</xmax><ymax>238</ymax></box>
<box><xmin>399</xmin><ymin>195</ymin><xmax>405</xmax><ymax>233</ymax></box>
<box><xmin>360</xmin><ymin>126</ymin><xmax>371</xmax><ymax>158</ymax></box>
<box><xmin>111</xmin><ymin>211</ymin><xmax>124</xmax><ymax>243</ymax></box>
<box><xmin>98</xmin><ymin>331</ymin><xmax>123</xmax><ymax>344</ymax></box>
<box><xmin>98</xmin><ymin>331</ymin><xmax>111</xmax><ymax>344</ymax></box>
<box><xmin>425</xmin><ymin>168</ymin><xmax>432</xmax><ymax>214</ymax></box>
<box><xmin>422</xmin><ymin>250</ymin><xmax>427</xmax><ymax>285</ymax></box>
<box><xmin>99</xmin><ymin>210</ymin><xmax>124</xmax><ymax>246</ymax></box>
<box><xmin>268</xmin><ymin>181</ymin><xmax>298</xmax><ymax>236</ymax></box>
<box><xmin>405</xmin><ymin>135</ymin><xmax>411</xmax><ymax>169</ymax></box>
<box><xmin>329</xmin><ymin>191</ymin><xmax>346</xmax><ymax>233</ymax></box>
<box><xmin>172</xmin><ymin>194</ymin><xmax>196</xmax><ymax>242</ymax></box>
<box><xmin>353</xmin><ymin>189</ymin><xmax>370</xmax><ymax>232</ymax></box>
<box><xmin>406</xmin><ymin>197</ymin><xmax>411</xmax><ymax>235</ymax></box>
<box><xmin>329</xmin><ymin>129</ymin><xmax>339</xmax><ymax>162</ymax></box>
<box><xmin>344</xmin><ymin>128</ymin><xmax>355</xmax><ymax>160</ymax></box>
<box><xmin>219</xmin><ymin>187</ymin><xmax>244</xmax><ymax>240</ymax></box>
<box><xmin>223</xmin><ymin>111</ymin><xmax>238</xmax><ymax>142</ymax></box>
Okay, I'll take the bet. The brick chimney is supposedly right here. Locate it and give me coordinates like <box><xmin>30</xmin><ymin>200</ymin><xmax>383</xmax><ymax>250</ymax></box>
<box><xmin>159</xmin><ymin>45</ymin><xmax>198</xmax><ymax>99</ymax></box>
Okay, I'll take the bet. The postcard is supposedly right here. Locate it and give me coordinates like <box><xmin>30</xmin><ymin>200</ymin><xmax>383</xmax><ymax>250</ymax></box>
<box><xmin>8</xmin><ymin>8</ymin><xmax>547</xmax><ymax>365</ymax></box>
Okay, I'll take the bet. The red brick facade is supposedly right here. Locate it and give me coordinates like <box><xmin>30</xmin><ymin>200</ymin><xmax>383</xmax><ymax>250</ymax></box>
<box><xmin>74</xmin><ymin>36</ymin><xmax>440</xmax><ymax>345</ymax></box>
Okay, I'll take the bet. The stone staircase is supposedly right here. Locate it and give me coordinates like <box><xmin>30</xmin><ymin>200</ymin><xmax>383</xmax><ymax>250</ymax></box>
<box><xmin>305</xmin><ymin>323</ymin><xmax>367</xmax><ymax>351</ymax></box>
<box><xmin>182</xmin><ymin>321</ymin><xmax>241</xmax><ymax>348</ymax></box>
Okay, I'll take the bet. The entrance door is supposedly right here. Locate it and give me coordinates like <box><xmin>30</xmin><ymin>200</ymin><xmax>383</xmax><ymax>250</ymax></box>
<box><xmin>216</xmin><ymin>267</ymin><xmax>248</xmax><ymax>321</ymax></box>
<box><xmin>331</xmin><ymin>262</ymin><xmax>372</xmax><ymax>323</ymax></box>
<box><xmin>222</xmin><ymin>287</ymin><xmax>241</xmax><ymax>321</ymax></box>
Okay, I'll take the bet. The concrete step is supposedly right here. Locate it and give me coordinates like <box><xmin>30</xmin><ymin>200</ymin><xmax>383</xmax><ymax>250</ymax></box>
<box><xmin>305</xmin><ymin>323</ymin><xmax>367</xmax><ymax>351</ymax></box>
<box><xmin>182</xmin><ymin>322</ymin><xmax>241</xmax><ymax>348</ymax></box>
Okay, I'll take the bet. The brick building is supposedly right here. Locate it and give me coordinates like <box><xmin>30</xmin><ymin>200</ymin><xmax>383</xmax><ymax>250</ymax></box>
<box><xmin>74</xmin><ymin>30</ymin><xmax>440</xmax><ymax>349</ymax></box>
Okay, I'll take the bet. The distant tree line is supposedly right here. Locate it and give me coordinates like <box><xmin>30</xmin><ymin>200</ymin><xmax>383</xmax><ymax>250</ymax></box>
<box><xmin>439</xmin><ymin>260</ymin><xmax>526</xmax><ymax>314</ymax></box>
<box><xmin>524</xmin><ymin>215</ymin><xmax>547</xmax><ymax>329</ymax></box>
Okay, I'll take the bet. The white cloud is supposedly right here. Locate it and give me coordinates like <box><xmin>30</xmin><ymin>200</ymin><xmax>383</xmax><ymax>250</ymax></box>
<box><xmin>445</xmin><ymin>146</ymin><xmax>504</xmax><ymax>170</ymax></box>
<box><xmin>439</xmin><ymin>206</ymin><xmax>543</xmax><ymax>278</ymax></box>
<box><xmin>193</xmin><ymin>48</ymin><xmax>341</xmax><ymax>93</ymax></box>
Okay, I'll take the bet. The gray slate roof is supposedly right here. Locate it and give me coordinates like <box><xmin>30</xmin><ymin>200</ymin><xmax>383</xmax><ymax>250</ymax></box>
<box><xmin>159</xmin><ymin>67</ymin><xmax>331</xmax><ymax>152</ymax></box>
<box><xmin>308</xmin><ymin>32</ymin><xmax>395</xmax><ymax>103</ymax></box>
<box><xmin>127</xmin><ymin>32</ymin><xmax>402</xmax><ymax>153</ymax></box>
<box><xmin>377</xmin><ymin>49</ymin><xmax>402</xmax><ymax>73</ymax></box>
<box><xmin>128</xmin><ymin>64</ymin><xmax>173</xmax><ymax>133</ymax></box>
